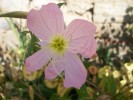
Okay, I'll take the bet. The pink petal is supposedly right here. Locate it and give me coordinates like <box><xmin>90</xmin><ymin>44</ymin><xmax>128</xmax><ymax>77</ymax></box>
<box><xmin>38</xmin><ymin>41</ymin><xmax>48</xmax><ymax>47</ymax></box>
<box><xmin>27</xmin><ymin>9</ymin><xmax>50</xmax><ymax>40</ymax></box>
<box><xmin>45</xmin><ymin>56</ymin><xmax>65</xmax><ymax>80</ymax></box>
<box><xmin>27</xmin><ymin>3</ymin><xmax>64</xmax><ymax>40</ymax></box>
<box><xmin>63</xmin><ymin>52</ymin><xmax>87</xmax><ymax>89</ymax></box>
<box><xmin>81</xmin><ymin>38</ymin><xmax>97</xmax><ymax>58</ymax></box>
<box><xmin>25</xmin><ymin>49</ymin><xmax>52</xmax><ymax>72</ymax></box>
<box><xmin>64</xmin><ymin>19</ymin><xmax>96</xmax><ymax>56</ymax></box>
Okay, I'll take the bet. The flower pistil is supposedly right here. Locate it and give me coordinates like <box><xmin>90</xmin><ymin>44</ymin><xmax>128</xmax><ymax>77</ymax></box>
<box><xmin>48</xmin><ymin>35</ymin><xmax>68</xmax><ymax>55</ymax></box>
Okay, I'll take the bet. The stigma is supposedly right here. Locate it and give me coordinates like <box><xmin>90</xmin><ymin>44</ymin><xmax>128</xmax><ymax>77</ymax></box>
<box><xmin>48</xmin><ymin>35</ymin><xmax>68</xmax><ymax>55</ymax></box>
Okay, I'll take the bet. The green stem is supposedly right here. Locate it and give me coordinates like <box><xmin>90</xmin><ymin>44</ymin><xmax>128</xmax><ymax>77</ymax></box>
<box><xmin>86</xmin><ymin>80</ymin><xmax>103</xmax><ymax>93</ymax></box>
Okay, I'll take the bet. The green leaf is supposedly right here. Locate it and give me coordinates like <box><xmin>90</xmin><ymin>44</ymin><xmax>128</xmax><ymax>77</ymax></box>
<box><xmin>83</xmin><ymin>61</ymin><xmax>90</xmax><ymax>68</ymax></box>
<box><xmin>76</xmin><ymin>85</ymin><xmax>89</xmax><ymax>100</ymax></box>
<box><xmin>0</xmin><ymin>11</ymin><xmax>28</xmax><ymax>19</ymax></box>
<box><xmin>113</xmin><ymin>93</ymin><xmax>126</xmax><ymax>100</ymax></box>
<box><xmin>36</xmin><ymin>84</ymin><xmax>56</xmax><ymax>100</ymax></box>
<box><xmin>103</xmin><ymin>76</ymin><xmax>117</xmax><ymax>95</ymax></box>
<box><xmin>25</xmin><ymin>33</ymin><xmax>40</xmax><ymax>58</ymax></box>
<box><xmin>20</xmin><ymin>31</ymin><xmax>29</xmax><ymax>47</ymax></box>
<box><xmin>57</xmin><ymin>3</ymin><xmax>65</xmax><ymax>8</ymax></box>
<box><xmin>50</xmin><ymin>94</ymin><xmax>71</xmax><ymax>100</ymax></box>
<box><xmin>50</xmin><ymin>94</ymin><xmax>60</xmax><ymax>100</ymax></box>
<box><xmin>13</xmin><ymin>81</ymin><xmax>28</xmax><ymax>89</ymax></box>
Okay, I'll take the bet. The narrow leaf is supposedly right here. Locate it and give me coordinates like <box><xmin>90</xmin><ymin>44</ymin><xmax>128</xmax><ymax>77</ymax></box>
<box><xmin>104</xmin><ymin>76</ymin><xmax>117</xmax><ymax>95</ymax></box>
<box><xmin>57</xmin><ymin>3</ymin><xmax>65</xmax><ymax>8</ymax></box>
<box><xmin>0</xmin><ymin>11</ymin><xmax>28</xmax><ymax>19</ymax></box>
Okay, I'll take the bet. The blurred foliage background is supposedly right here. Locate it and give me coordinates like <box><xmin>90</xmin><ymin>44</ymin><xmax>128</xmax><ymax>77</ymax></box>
<box><xmin>0</xmin><ymin>0</ymin><xmax>133</xmax><ymax>100</ymax></box>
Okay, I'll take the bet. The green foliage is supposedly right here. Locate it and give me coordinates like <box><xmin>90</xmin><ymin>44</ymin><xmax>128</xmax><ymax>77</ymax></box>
<box><xmin>20</xmin><ymin>31</ymin><xmax>29</xmax><ymax>48</ymax></box>
<box><xmin>57</xmin><ymin>3</ymin><xmax>65</xmax><ymax>8</ymax></box>
<box><xmin>50</xmin><ymin>94</ymin><xmax>71</xmax><ymax>100</ymax></box>
<box><xmin>103</xmin><ymin>76</ymin><xmax>117</xmax><ymax>95</ymax></box>
<box><xmin>83</xmin><ymin>61</ymin><xmax>90</xmax><ymax>68</ymax></box>
<box><xmin>25</xmin><ymin>32</ymin><xmax>40</xmax><ymax>58</ymax></box>
<box><xmin>13</xmin><ymin>81</ymin><xmax>28</xmax><ymax>89</ymax></box>
<box><xmin>76</xmin><ymin>85</ymin><xmax>89</xmax><ymax>100</ymax></box>
<box><xmin>113</xmin><ymin>93</ymin><xmax>126</xmax><ymax>100</ymax></box>
<box><xmin>97</xmin><ymin>45</ymin><xmax>112</xmax><ymax>66</ymax></box>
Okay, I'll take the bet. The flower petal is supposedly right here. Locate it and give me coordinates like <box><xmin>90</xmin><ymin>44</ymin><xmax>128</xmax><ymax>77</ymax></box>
<box><xmin>63</xmin><ymin>52</ymin><xmax>87</xmax><ymax>88</ymax></box>
<box><xmin>27</xmin><ymin>3</ymin><xmax>64</xmax><ymax>40</ymax></box>
<box><xmin>38</xmin><ymin>41</ymin><xmax>48</xmax><ymax>47</ymax></box>
<box><xmin>81</xmin><ymin>38</ymin><xmax>97</xmax><ymax>58</ymax></box>
<box><xmin>64</xmin><ymin>19</ymin><xmax>96</xmax><ymax>57</ymax></box>
<box><xmin>45</xmin><ymin>56</ymin><xmax>65</xmax><ymax>80</ymax></box>
<box><xmin>25</xmin><ymin>49</ymin><xmax>52</xmax><ymax>72</ymax></box>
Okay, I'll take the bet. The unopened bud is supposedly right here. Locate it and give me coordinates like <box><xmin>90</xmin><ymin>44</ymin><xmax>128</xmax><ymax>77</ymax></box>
<box><xmin>88</xmin><ymin>66</ymin><xmax>98</xmax><ymax>75</ymax></box>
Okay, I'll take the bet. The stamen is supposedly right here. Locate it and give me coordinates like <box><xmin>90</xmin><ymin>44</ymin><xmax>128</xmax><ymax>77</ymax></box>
<box><xmin>51</xmin><ymin>58</ymin><xmax>64</xmax><ymax>79</ymax></box>
<box><xmin>48</xmin><ymin>35</ymin><xmax>68</xmax><ymax>54</ymax></box>
<box><xmin>44</xmin><ymin>50</ymin><xmax>64</xmax><ymax>79</ymax></box>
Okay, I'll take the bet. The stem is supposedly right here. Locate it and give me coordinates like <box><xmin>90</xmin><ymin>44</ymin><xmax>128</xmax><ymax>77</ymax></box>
<box><xmin>86</xmin><ymin>80</ymin><xmax>103</xmax><ymax>93</ymax></box>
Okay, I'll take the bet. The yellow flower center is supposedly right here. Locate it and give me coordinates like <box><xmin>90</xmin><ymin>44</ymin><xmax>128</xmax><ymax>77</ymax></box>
<box><xmin>48</xmin><ymin>35</ymin><xmax>68</xmax><ymax>55</ymax></box>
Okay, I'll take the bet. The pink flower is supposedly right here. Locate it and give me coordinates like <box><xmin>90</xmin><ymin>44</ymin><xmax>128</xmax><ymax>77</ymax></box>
<box><xmin>26</xmin><ymin>3</ymin><xmax>97</xmax><ymax>88</ymax></box>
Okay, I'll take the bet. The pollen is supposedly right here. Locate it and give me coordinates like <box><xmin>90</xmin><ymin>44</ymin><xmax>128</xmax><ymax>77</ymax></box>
<box><xmin>49</xmin><ymin>35</ymin><xmax>68</xmax><ymax>54</ymax></box>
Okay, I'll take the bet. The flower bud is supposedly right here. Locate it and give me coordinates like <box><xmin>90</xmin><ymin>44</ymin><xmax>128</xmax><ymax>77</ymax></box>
<box><xmin>44</xmin><ymin>78</ymin><xmax>59</xmax><ymax>89</ymax></box>
<box><xmin>57</xmin><ymin>79</ymin><xmax>71</xmax><ymax>97</ymax></box>
<box><xmin>22</xmin><ymin>66</ymin><xmax>37</xmax><ymax>81</ymax></box>
<box><xmin>112</xmin><ymin>70</ymin><xmax>120</xmax><ymax>79</ymax></box>
<box><xmin>88</xmin><ymin>66</ymin><xmax>98</xmax><ymax>75</ymax></box>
